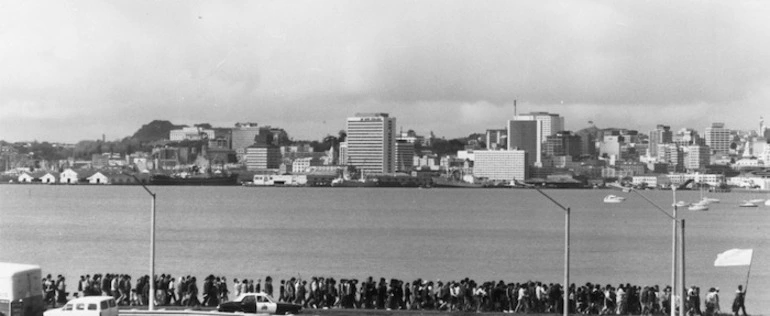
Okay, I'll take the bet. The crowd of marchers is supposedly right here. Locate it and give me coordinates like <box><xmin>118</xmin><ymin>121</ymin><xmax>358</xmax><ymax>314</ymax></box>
<box><xmin>42</xmin><ymin>273</ymin><xmax>748</xmax><ymax>316</ymax></box>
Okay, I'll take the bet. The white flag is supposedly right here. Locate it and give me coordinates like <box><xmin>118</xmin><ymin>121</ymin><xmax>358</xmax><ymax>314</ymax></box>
<box><xmin>714</xmin><ymin>249</ymin><xmax>753</xmax><ymax>267</ymax></box>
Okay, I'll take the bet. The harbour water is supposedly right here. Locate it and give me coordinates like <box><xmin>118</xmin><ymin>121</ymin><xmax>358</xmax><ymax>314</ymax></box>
<box><xmin>1</xmin><ymin>185</ymin><xmax>768</xmax><ymax>312</ymax></box>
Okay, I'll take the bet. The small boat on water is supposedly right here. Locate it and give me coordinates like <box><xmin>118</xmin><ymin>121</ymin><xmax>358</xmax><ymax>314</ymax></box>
<box><xmin>702</xmin><ymin>197</ymin><xmax>720</xmax><ymax>204</ymax></box>
<box><xmin>674</xmin><ymin>201</ymin><xmax>690</xmax><ymax>208</ymax></box>
<box><xmin>747</xmin><ymin>199</ymin><xmax>765</xmax><ymax>204</ymax></box>
<box><xmin>766</xmin><ymin>199</ymin><xmax>770</xmax><ymax>206</ymax></box>
<box><xmin>688</xmin><ymin>203</ymin><xmax>709</xmax><ymax>211</ymax></box>
<box><xmin>738</xmin><ymin>201</ymin><xmax>758</xmax><ymax>208</ymax></box>
<box><xmin>603</xmin><ymin>195</ymin><xmax>626</xmax><ymax>203</ymax></box>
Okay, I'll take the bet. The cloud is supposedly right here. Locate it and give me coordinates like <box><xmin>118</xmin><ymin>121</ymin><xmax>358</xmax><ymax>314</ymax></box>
<box><xmin>0</xmin><ymin>0</ymin><xmax>769</xmax><ymax>142</ymax></box>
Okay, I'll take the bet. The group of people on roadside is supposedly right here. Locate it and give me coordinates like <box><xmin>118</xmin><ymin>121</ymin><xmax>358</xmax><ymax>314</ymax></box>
<box><xmin>44</xmin><ymin>273</ymin><xmax>749</xmax><ymax>316</ymax></box>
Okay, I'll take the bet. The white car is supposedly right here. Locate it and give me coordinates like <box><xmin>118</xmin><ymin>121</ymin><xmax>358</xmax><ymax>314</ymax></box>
<box><xmin>218</xmin><ymin>292</ymin><xmax>301</xmax><ymax>315</ymax></box>
<box><xmin>43</xmin><ymin>296</ymin><xmax>118</xmax><ymax>316</ymax></box>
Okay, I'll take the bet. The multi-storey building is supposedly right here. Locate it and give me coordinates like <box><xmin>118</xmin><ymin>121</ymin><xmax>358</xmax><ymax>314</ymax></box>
<box><xmin>244</xmin><ymin>145</ymin><xmax>281</xmax><ymax>171</ymax></box>
<box><xmin>395</xmin><ymin>140</ymin><xmax>414</xmax><ymax>172</ymax></box>
<box><xmin>673</xmin><ymin>128</ymin><xmax>701</xmax><ymax>147</ymax></box>
<box><xmin>705</xmin><ymin>123</ymin><xmax>731</xmax><ymax>154</ymax></box>
<box><xmin>473</xmin><ymin>150</ymin><xmax>527</xmax><ymax>181</ymax></box>
<box><xmin>485</xmin><ymin>129</ymin><xmax>507</xmax><ymax>150</ymax></box>
<box><xmin>339</xmin><ymin>142</ymin><xmax>348</xmax><ymax>165</ymax></box>
<box><xmin>397</xmin><ymin>130</ymin><xmax>427</xmax><ymax>146</ymax></box>
<box><xmin>574</xmin><ymin>129</ymin><xmax>596</xmax><ymax>158</ymax></box>
<box><xmin>656</xmin><ymin>144</ymin><xmax>684</xmax><ymax>172</ymax></box>
<box><xmin>169</xmin><ymin>127</ymin><xmax>216</xmax><ymax>141</ymax></box>
<box><xmin>292</xmin><ymin>157</ymin><xmax>322</xmax><ymax>173</ymax></box>
<box><xmin>649</xmin><ymin>124</ymin><xmax>672</xmax><ymax>157</ymax></box>
<box><xmin>513</xmin><ymin>112</ymin><xmax>564</xmax><ymax>139</ymax></box>
<box><xmin>545</xmin><ymin>131</ymin><xmax>581</xmax><ymax>158</ymax></box>
<box><xmin>507</xmin><ymin>120</ymin><xmax>541</xmax><ymax>166</ymax></box>
<box><xmin>618</xmin><ymin>161</ymin><xmax>647</xmax><ymax>176</ymax></box>
<box><xmin>346</xmin><ymin>113</ymin><xmax>396</xmax><ymax>174</ymax></box>
<box><xmin>686</xmin><ymin>144</ymin><xmax>711</xmax><ymax>172</ymax></box>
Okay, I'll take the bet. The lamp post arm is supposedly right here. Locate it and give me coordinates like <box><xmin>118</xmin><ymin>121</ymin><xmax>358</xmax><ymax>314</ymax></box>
<box><xmin>126</xmin><ymin>172</ymin><xmax>156</xmax><ymax>197</ymax></box>
<box><xmin>629</xmin><ymin>189</ymin><xmax>674</xmax><ymax>219</ymax></box>
<box><xmin>532</xmin><ymin>187</ymin><xmax>569</xmax><ymax>212</ymax></box>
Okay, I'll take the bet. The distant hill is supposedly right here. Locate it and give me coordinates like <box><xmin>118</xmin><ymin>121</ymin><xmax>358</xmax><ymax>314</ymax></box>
<box><xmin>131</xmin><ymin>120</ymin><xmax>186</xmax><ymax>143</ymax></box>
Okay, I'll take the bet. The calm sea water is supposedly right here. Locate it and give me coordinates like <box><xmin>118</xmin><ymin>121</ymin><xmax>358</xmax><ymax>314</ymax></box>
<box><xmin>1</xmin><ymin>186</ymin><xmax>768</xmax><ymax>312</ymax></box>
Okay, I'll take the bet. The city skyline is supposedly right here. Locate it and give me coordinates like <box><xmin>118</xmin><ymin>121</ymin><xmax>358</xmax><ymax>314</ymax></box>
<box><xmin>2</xmin><ymin>1</ymin><xmax>770</xmax><ymax>143</ymax></box>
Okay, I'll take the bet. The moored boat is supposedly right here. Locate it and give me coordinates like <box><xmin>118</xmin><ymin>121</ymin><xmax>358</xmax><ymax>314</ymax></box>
<box><xmin>603</xmin><ymin>195</ymin><xmax>626</xmax><ymax>203</ymax></box>
<box><xmin>738</xmin><ymin>201</ymin><xmax>758</xmax><ymax>208</ymax></box>
<box><xmin>747</xmin><ymin>199</ymin><xmax>765</xmax><ymax>204</ymax></box>
<box><xmin>674</xmin><ymin>201</ymin><xmax>690</xmax><ymax>208</ymax></box>
<box><xmin>688</xmin><ymin>203</ymin><xmax>709</xmax><ymax>211</ymax></box>
<box><xmin>702</xmin><ymin>197</ymin><xmax>720</xmax><ymax>204</ymax></box>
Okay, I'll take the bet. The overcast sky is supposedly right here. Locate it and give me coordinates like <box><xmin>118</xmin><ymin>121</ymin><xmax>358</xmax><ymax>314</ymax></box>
<box><xmin>1</xmin><ymin>0</ymin><xmax>769</xmax><ymax>143</ymax></box>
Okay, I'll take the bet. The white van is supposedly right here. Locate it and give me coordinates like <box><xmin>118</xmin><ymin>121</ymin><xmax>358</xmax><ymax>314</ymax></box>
<box><xmin>0</xmin><ymin>262</ymin><xmax>44</xmax><ymax>316</ymax></box>
<box><xmin>42</xmin><ymin>297</ymin><xmax>117</xmax><ymax>316</ymax></box>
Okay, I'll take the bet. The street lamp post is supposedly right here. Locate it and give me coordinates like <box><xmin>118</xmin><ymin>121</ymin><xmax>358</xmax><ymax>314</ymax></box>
<box><xmin>519</xmin><ymin>182</ymin><xmax>570</xmax><ymax>316</ymax></box>
<box><xmin>128</xmin><ymin>173</ymin><xmax>156</xmax><ymax>311</ymax></box>
<box><xmin>612</xmin><ymin>183</ymin><xmax>684</xmax><ymax>316</ymax></box>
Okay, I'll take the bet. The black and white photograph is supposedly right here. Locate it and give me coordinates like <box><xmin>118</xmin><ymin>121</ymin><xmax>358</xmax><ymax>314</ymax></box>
<box><xmin>1</xmin><ymin>1</ymin><xmax>768</xmax><ymax>316</ymax></box>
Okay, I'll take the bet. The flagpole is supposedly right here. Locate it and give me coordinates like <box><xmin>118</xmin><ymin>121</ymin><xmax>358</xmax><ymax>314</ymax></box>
<box><xmin>744</xmin><ymin>256</ymin><xmax>752</xmax><ymax>294</ymax></box>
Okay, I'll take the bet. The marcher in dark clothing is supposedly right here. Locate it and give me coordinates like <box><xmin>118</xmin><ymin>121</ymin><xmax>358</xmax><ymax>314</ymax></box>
<box><xmin>732</xmin><ymin>285</ymin><xmax>747</xmax><ymax>316</ymax></box>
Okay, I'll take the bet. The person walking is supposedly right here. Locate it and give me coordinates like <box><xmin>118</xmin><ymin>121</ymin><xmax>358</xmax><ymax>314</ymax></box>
<box><xmin>705</xmin><ymin>288</ymin><xmax>720</xmax><ymax>316</ymax></box>
<box><xmin>55</xmin><ymin>276</ymin><xmax>67</xmax><ymax>306</ymax></box>
<box><xmin>731</xmin><ymin>285</ymin><xmax>747</xmax><ymax>316</ymax></box>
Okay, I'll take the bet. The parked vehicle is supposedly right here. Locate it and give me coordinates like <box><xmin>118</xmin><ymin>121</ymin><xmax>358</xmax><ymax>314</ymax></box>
<box><xmin>0</xmin><ymin>262</ymin><xmax>44</xmax><ymax>316</ymax></box>
<box><xmin>218</xmin><ymin>293</ymin><xmax>301</xmax><ymax>315</ymax></box>
<box><xmin>42</xmin><ymin>297</ymin><xmax>117</xmax><ymax>316</ymax></box>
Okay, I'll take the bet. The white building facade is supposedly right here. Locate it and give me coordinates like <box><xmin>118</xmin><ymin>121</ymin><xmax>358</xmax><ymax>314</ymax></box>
<box><xmin>346</xmin><ymin>113</ymin><xmax>396</xmax><ymax>174</ymax></box>
<box><xmin>473</xmin><ymin>150</ymin><xmax>527</xmax><ymax>181</ymax></box>
<box><xmin>59</xmin><ymin>169</ymin><xmax>79</xmax><ymax>184</ymax></box>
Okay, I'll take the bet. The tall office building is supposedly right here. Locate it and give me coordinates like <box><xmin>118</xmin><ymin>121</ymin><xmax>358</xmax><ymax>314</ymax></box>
<box><xmin>507</xmin><ymin>120</ymin><xmax>541</xmax><ymax>166</ymax></box>
<box><xmin>686</xmin><ymin>145</ymin><xmax>711</xmax><ymax>172</ymax></box>
<box><xmin>346</xmin><ymin>113</ymin><xmax>396</xmax><ymax>174</ymax></box>
<box><xmin>513</xmin><ymin>112</ymin><xmax>564</xmax><ymax>139</ymax></box>
<box><xmin>656</xmin><ymin>144</ymin><xmax>684</xmax><ymax>172</ymax></box>
<box><xmin>705</xmin><ymin>123</ymin><xmax>731</xmax><ymax>154</ymax></box>
<box><xmin>545</xmin><ymin>131</ymin><xmax>582</xmax><ymax>158</ymax></box>
<box><xmin>649</xmin><ymin>124</ymin><xmax>672</xmax><ymax>157</ymax></box>
<box><xmin>395</xmin><ymin>140</ymin><xmax>415</xmax><ymax>172</ymax></box>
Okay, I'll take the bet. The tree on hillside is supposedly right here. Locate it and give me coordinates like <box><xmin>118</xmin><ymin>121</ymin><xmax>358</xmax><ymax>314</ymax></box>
<box><xmin>131</xmin><ymin>120</ymin><xmax>186</xmax><ymax>143</ymax></box>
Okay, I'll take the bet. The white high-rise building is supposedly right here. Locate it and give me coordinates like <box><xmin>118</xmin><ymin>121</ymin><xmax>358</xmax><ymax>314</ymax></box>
<box><xmin>686</xmin><ymin>144</ymin><xmax>711</xmax><ymax>171</ymax></box>
<box><xmin>346</xmin><ymin>113</ymin><xmax>396</xmax><ymax>174</ymax></box>
<box><xmin>473</xmin><ymin>150</ymin><xmax>527</xmax><ymax>181</ymax></box>
<box><xmin>705</xmin><ymin>122</ymin><xmax>731</xmax><ymax>154</ymax></box>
